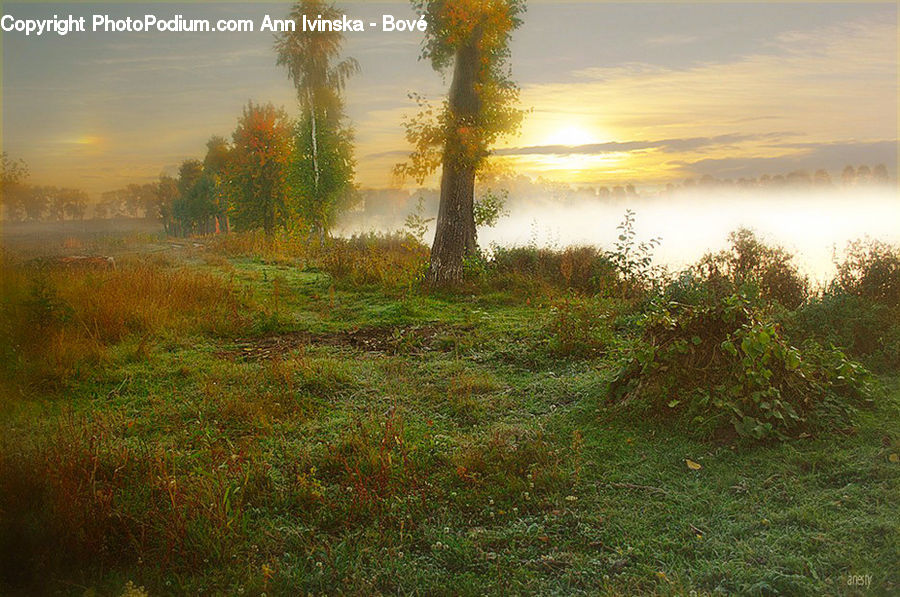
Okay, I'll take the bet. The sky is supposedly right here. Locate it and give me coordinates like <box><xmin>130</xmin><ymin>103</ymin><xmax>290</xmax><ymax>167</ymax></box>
<box><xmin>2</xmin><ymin>1</ymin><xmax>897</xmax><ymax>197</ymax></box>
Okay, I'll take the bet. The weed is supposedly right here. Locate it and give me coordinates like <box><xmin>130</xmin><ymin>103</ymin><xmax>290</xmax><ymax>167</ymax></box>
<box><xmin>609</xmin><ymin>290</ymin><xmax>873</xmax><ymax>440</ymax></box>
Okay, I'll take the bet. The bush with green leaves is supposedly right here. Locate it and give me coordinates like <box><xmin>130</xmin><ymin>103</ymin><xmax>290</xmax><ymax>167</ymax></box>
<box><xmin>832</xmin><ymin>239</ymin><xmax>900</xmax><ymax>307</ymax></box>
<box><xmin>791</xmin><ymin>240</ymin><xmax>900</xmax><ymax>371</ymax></box>
<box><xmin>473</xmin><ymin>188</ymin><xmax>509</xmax><ymax>229</ymax></box>
<box><xmin>609</xmin><ymin>290</ymin><xmax>872</xmax><ymax>441</ymax></box>
<box><xmin>694</xmin><ymin>228</ymin><xmax>808</xmax><ymax>309</ymax></box>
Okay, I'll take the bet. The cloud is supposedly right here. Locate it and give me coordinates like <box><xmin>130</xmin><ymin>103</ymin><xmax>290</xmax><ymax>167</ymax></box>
<box><xmin>644</xmin><ymin>34</ymin><xmax>699</xmax><ymax>47</ymax></box>
<box><xmin>518</xmin><ymin>16</ymin><xmax>896</xmax><ymax>142</ymax></box>
<box><xmin>362</xmin><ymin>149</ymin><xmax>412</xmax><ymax>160</ymax></box>
<box><xmin>495</xmin><ymin>132</ymin><xmax>798</xmax><ymax>156</ymax></box>
<box><xmin>674</xmin><ymin>139</ymin><xmax>898</xmax><ymax>178</ymax></box>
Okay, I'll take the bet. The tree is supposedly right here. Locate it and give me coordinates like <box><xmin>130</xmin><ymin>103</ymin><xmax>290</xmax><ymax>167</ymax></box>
<box><xmin>813</xmin><ymin>169</ymin><xmax>832</xmax><ymax>186</ymax></box>
<box><xmin>855</xmin><ymin>165</ymin><xmax>871</xmax><ymax>183</ymax></box>
<box><xmin>275</xmin><ymin>0</ymin><xmax>359</xmax><ymax>239</ymax></box>
<box><xmin>288</xmin><ymin>111</ymin><xmax>356</xmax><ymax>236</ymax></box>
<box><xmin>1</xmin><ymin>153</ymin><xmax>30</xmax><ymax>221</ymax></box>
<box><xmin>398</xmin><ymin>0</ymin><xmax>526</xmax><ymax>284</ymax></box>
<box><xmin>203</xmin><ymin>136</ymin><xmax>233</xmax><ymax>232</ymax></box>
<box><xmin>226</xmin><ymin>101</ymin><xmax>293</xmax><ymax>233</ymax></box>
<box><xmin>62</xmin><ymin>188</ymin><xmax>88</xmax><ymax>220</ymax></box>
<box><xmin>156</xmin><ymin>175</ymin><xmax>179</xmax><ymax>234</ymax></box>
<box><xmin>841</xmin><ymin>165</ymin><xmax>856</xmax><ymax>185</ymax></box>
<box><xmin>173</xmin><ymin>159</ymin><xmax>204</xmax><ymax>234</ymax></box>
<box><xmin>23</xmin><ymin>186</ymin><xmax>49</xmax><ymax>221</ymax></box>
<box><xmin>43</xmin><ymin>186</ymin><xmax>88</xmax><ymax>220</ymax></box>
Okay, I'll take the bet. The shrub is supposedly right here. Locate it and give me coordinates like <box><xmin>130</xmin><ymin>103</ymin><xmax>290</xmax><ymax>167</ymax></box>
<box><xmin>694</xmin><ymin>228</ymin><xmax>808</xmax><ymax>309</ymax></box>
<box><xmin>791</xmin><ymin>240</ymin><xmax>900</xmax><ymax>371</ymax></box>
<box><xmin>832</xmin><ymin>239</ymin><xmax>900</xmax><ymax>308</ymax></box>
<box><xmin>609</xmin><ymin>290</ymin><xmax>872</xmax><ymax>441</ymax></box>
<box><xmin>607</xmin><ymin>208</ymin><xmax>662</xmax><ymax>296</ymax></box>
<box><xmin>488</xmin><ymin>245</ymin><xmax>617</xmax><ymax>294</ymax></box>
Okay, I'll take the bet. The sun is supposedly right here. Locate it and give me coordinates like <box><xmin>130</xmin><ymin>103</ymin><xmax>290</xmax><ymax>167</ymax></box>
<box><xmin>543</xmin><ymin>125</ymin><xmax>599</xmax><ymax>147</ymax></box>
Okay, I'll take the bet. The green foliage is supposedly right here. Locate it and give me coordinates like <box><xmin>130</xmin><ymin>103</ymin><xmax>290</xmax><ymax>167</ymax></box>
<box><xmin>607</xmin><ymin>209</ymin><xmax>661</xmax><ymax>295</ymax></box>
<box><xmin>545</xmin><ymin>295</ymin><xmax>616</xmax><ymax>357</ymax></box>
<box><xmin>473</xmin><ymin>188</ymin><xmax>509</xmax><ymax>229</ymax></box>
<box><xmin>226</xmin><ymin>102</ymin><xmax>293</xmax><ymax>233</ymax></box>
<box><xmin>791</xmin><ymin>240</ymin><xmax>900</xmax><ymax>371</ymax></box>
<box><xmin>396</xmin><ymin>0</ymin><xmax>526</xmax><ymax>183</ymax></box>
<box><xmin>287</xmin><ymin>113</ymin><xmax>357</xmax><ymax>236</ymax></box>
<box><xmin>173</xmin><ymin>159</ymin><xmax>222</xmax><ymax>236</ymax></box>
<box><xmin>609</xmin><ymin>290</ymin><xmax>873</xmax><ymax>440</ymax></box>
<box><xmin>461</xmin><ymin>249</ymin><xmax>490</xmax><ymax>281</ymax></box>
<box><xmin>274</xmin><ymin>0</ymin><xmax>359</xmax><ymax>122</ymax></box>
<box><xmin>275</xmin><ymin>0</ymin><xmax>359</xmax><ymax>237</ymax></box>
<box><xmin>402</xmin><ymin>196</ymin><xmax>434</xmax><ymax>244</ymax></box>
<box><xmin>695</xmin><ymin>228</ymin><xmax>808</xmax><ymax>309</ymax></box>
<box><xmin>832</xmin><ymin>239</ymin><xmax>900</xmax><ymax>308</ymax></box>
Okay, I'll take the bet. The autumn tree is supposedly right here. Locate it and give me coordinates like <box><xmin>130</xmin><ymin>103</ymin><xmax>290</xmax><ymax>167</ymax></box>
<box><xmin>275</xmin><ymin>0</ymin><xmax>359</xmax><ymax>239</ymax></box>
<box><xmin>226</xmin><ymin>101</ymin><xmax>292</xmax><ymax>234</ymax></box>
<box><xmin>397</xmin><ymin>0</ymin><xmax>525</xmax><ymax>285</ymax></box>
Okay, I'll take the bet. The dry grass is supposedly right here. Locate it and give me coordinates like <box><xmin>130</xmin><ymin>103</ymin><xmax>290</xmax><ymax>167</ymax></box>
<box><xmin>208</xmin><ymin>230</ymin><xmax>430</xmax><ymax>288</ymax></box>
<box><xmin>0</xmin><ymin>256</ymin><xmax>249</xmax><ymax>391</ymax></box>
<box><xmin>0</xmin><ymin>411</ymin><xmax>271</xmax><ymax>589</ymax></box>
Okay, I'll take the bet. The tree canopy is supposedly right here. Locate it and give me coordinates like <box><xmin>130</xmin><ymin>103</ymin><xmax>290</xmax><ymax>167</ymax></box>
<box><xmin>275</xmin><ymin>0</ymin><xmax>359</xmax><ymax>238</ymax></box>
<box><xmin>398</xmin><ymin>0</ymin><xmax>526</xmax><ymax>284</ymax></box>
<box><xmin>226</xmin><ymin>102</ymin><xmax>293</xmax><ymax>234</ymax></box>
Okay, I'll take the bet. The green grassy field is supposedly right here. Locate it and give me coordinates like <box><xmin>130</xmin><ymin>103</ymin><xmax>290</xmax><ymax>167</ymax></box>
<box><xmin>1</xmin><ymin>236</ymin><xmax>897</xmax><ymax>596</ymax></box>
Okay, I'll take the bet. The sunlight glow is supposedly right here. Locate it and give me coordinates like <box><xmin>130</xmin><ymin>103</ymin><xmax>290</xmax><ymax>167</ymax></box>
<box><xmin>542</xmin><ymin>125</ymin><xmax>600</xmax><ymax>147</ymax></box>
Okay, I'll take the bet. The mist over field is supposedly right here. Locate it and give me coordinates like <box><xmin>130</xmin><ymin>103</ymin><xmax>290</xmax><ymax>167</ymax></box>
<box><xmin>2</xmin><ymin>1</ymin><xmax>899</xmax><ymax>595</ymax></box>
<box><xmin>337</xmin><ymin>185</ymin><xmax>900</xmax><ymax>282</ymax></box>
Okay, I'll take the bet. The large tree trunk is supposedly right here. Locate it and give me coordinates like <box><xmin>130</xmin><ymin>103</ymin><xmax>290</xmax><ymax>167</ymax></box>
<box><xmin>428</xmin><ymin>28</ymin><xmax>482</xmax><ymax>286</ymax></box>
<box><xmin>429</xmin><ymin>162</ymin><xmax>477</xmax><ymax>284</ymax></box>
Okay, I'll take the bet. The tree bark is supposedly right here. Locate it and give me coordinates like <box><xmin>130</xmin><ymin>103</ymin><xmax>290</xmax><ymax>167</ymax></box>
<box><xmin>428</xmin><ymin>28</ymin><xmax>482</xmax><ymax>286</ymax></box>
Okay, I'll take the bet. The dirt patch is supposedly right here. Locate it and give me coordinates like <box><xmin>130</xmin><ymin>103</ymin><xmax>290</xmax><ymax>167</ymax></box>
<box><xmin>218</xmin><ymin>324</ymin><xmax>472</xmax><ymax>361</ymax></box>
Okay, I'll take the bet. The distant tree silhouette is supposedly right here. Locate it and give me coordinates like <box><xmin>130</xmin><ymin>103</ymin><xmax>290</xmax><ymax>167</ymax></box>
<box><xmin>156</xmin><ymin>175</ymin><xmax>179</xmax><ymax>233</ymax></box>
<box><xmin>1</xmin><ymin>153</ymin><xmax>29</xmax><ymax>221</ymax></box>
<box><xmin>786</xmin><ymin>170</ymin><xmax>811</xmax><ymax>185</ymax></box>
<box><xmin>814</xmin><ymin>169</ymin><xmax>832</xmax><ymax>186</ymax></box>
<box><xmin>841</xmin><ymin>165</ymin><xmax>856</xmax><ymax>185</ymax></box>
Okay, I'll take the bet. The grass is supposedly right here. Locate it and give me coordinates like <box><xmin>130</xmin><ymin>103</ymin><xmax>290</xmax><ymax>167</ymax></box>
<box><xmin>0</xmin><ymin>235</ymin><xmax>897</xmax><ymax>596</ymax></box>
